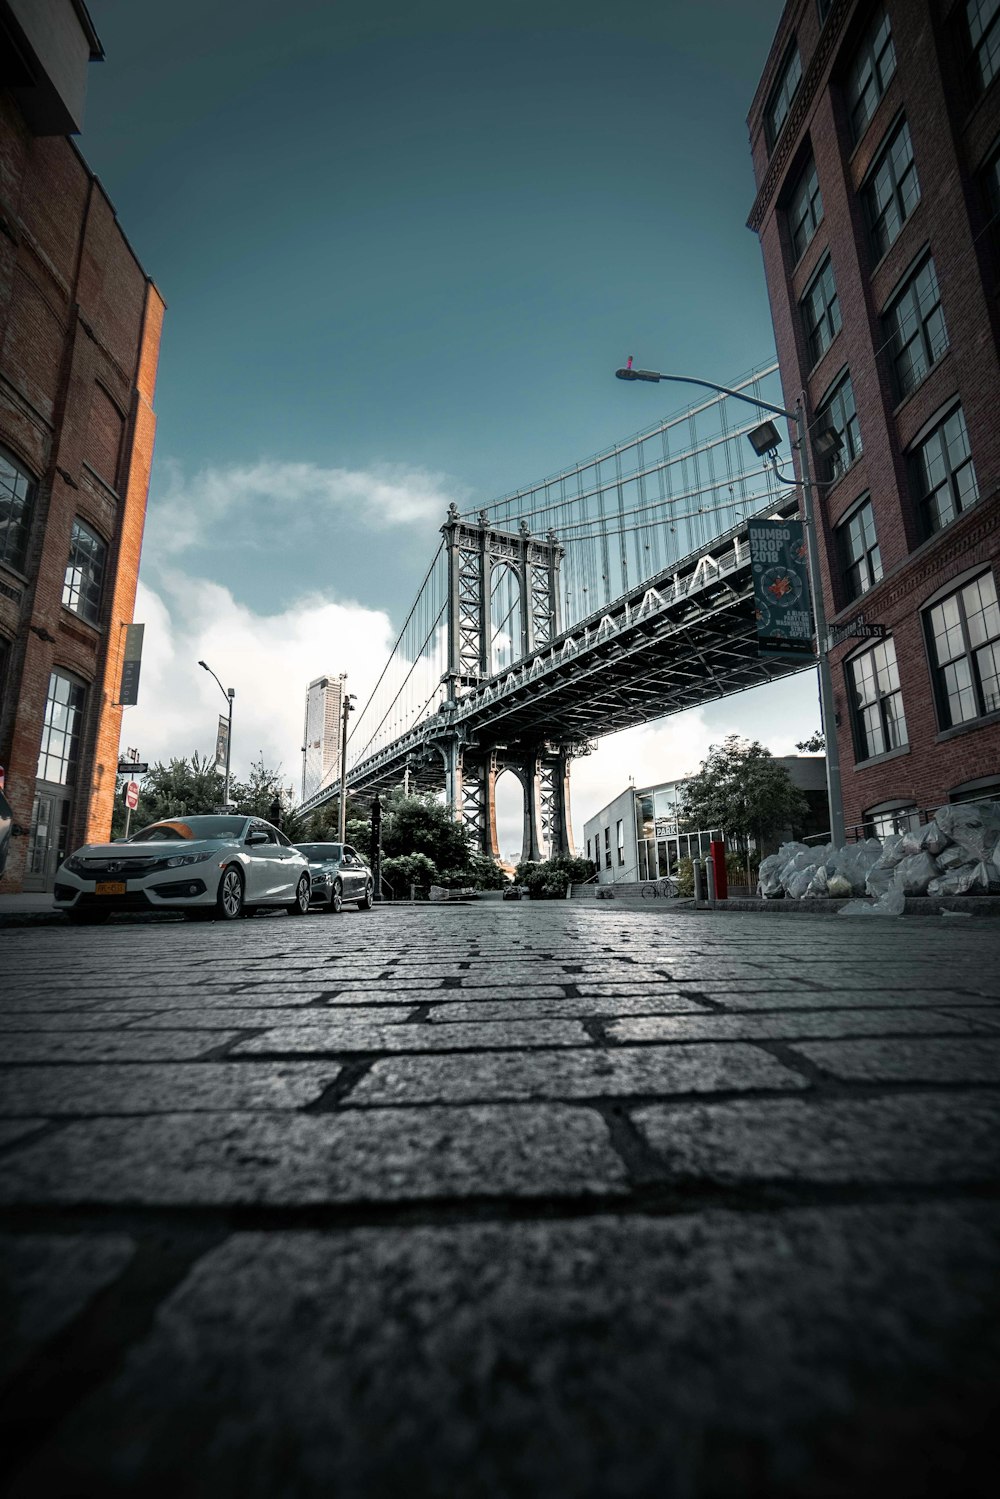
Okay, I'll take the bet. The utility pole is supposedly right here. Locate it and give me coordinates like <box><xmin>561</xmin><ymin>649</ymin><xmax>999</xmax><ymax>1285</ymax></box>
<box><xmin>337</xmin><ymin>689</ymin><xmax>356</xmax><ymax>844</ymax></box>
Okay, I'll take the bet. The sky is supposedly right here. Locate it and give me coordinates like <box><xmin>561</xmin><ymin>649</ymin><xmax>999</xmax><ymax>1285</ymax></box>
<box><xmin>81</xmin><ymin>0</ymin><xmax>823</xmax><ymax>853</ymax></box>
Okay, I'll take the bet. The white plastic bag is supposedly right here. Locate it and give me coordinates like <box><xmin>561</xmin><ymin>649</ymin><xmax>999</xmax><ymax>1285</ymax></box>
<box><xmin>840</xmin><ymin>872</ymin><xmax>906</xmax><ymax>917</ymax></box>
<box><xmin>928</xmin><ymin>862</ymin><xmax>1000</xmax><ymax>896</ymax></box>
<box><xmin>934</xmin><ymin>804</ymin><xmax>1000</xmax><ymax>860</ymax></box>
<box><xmin>894</xmin><ymin>851</ymin><xmax>939</xmax><ymax>894</ymax></box>
<box><xmin>827</xmin><ymin>873</ymin><xmax>853</xmax><ymax>898</ymax></box>
<box><xmin>901</xmin><ymin>820</ymin><xmax>948</xmax><ymax>857</ymax></box>
<box><xmin>804</xmin><ymin>866</ymin><xmax>829</xmax><ymax>898</ymax></box>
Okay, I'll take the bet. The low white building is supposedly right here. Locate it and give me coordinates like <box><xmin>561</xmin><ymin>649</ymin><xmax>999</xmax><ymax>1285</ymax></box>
<box><xmin>582</xmin><ymin>757</ymin><xmax>828</xmax><ymax>885</ymax></box>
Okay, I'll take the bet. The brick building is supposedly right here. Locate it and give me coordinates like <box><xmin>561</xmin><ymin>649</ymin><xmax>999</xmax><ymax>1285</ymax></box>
<box><xmin>747</xmin><ymin>0</ymin><xmax>999</xmax><ymax>835</ymax></box>
<box><xmin>0</xmin><ymin>0</ymin><xmax>164</xmax><ymax>891</ymax></box>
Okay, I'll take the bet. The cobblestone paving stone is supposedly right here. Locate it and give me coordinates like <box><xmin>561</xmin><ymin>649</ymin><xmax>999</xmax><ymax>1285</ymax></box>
<box><xmin>1</xmin><ymin>903</ymin><xmax>999</xmax><ymax>1497</ymax></box>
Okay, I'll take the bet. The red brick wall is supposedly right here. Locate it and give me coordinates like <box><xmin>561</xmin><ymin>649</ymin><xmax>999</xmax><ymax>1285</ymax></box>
<box><xmin>0</xmin><ymin>103</ymin><xmax>162</xmax><ymax>889</ymax></box>
<box><xmin>747</xmin><ymin>0</ymin><xmax>1000</xmax><ymax>832</ymax></box>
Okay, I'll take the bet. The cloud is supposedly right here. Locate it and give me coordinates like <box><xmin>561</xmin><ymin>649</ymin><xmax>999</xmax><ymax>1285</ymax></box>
<box><xmin>123</xmin><ymin>573</ymin><xmax>395</xmax><ymax>792</ymax></box>
<box><xmin>146</xmin><ymin>457</ymin><xmax>469</xmax><ymax>557</ymax></box>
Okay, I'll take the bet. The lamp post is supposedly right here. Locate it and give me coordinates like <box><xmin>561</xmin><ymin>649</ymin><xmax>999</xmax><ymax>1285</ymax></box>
<box><xmin>198</xmin><ymin>660</ymin><xmax>235</xmax><ymax>810</ymax></box>
<box><xmin>615</xmin><ymin>362</ymin><xmax>845</xmax><ymax>846</ymax></box>
<box><xmin>337</xmin><ymin>689</ymin><xmax>356</xmax><ymax>844</ymax></box>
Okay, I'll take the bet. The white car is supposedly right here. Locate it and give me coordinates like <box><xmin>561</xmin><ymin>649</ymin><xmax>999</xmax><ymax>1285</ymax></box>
<box><xmin>54</xmin><ymin>814</ymin><xmax>311</xmax><ymax>924</ymax></box>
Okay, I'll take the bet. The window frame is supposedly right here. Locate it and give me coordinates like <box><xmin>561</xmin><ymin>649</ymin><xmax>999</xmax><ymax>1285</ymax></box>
<box><xmin>881</xmin><ymin>251</ymin><xmax>948</xmax><ymax>402</ymax></box>
<box><xmin>845</xmin><ymin>5</ymin><xmax>897</xmax><ymax>145</ymax></box>
<box><xmin>0</xmin><ymin>446</ymin><xmax>36</xmax><ymax>577</ymax></box>
<box><xmin>815</xmin><ymin>369</ymin><xmax>863</xmax><ymax>482</ymax></box>
<box><xmin>62</xmin><ymin>517</ymin><xmax>108</xmax><ymax>626</ymax></box>
<box><xmin>863</xmin><ymin>116</ymin><xmax>921</xmax><ymax>262</ymax></box>
<box><xmin>923</xmin><ymin>569</ymin><xmax>1000</xmax><ymax>730</ymax></box>
<box><xmin>766</xmin><ymin>42</ymin><xmax>803</xmax><ymax>150</ymax></box>
<box><xmin>800</xmin><ymin>253</ymin><xmax>842</xmax><ymax>367</ymax></box>
<box><xmin>846</xmin><ymin>636</ymin><xmax>908</xmax><ymax>763</ymax></box>
<box><xmin>967</xmin><ymin>0</ymin><xmax>1000</xmax><ymax>95</ymax></box>
<box><xmin>35</xmin><ymin>669</ymin><xmax>88</xmax><ymax>787</ymax></box>
<box><xmin>863</xmin><ymin>801</ymin><xmax>919</xmax><ymax>838</ymax></box>
<box><xmin>836</xmin><ymin>494</ymin><xmax>883</xmax><ymax>602</ymax></box>
<box><xmin>908</xmin><ymin>402</ymin><xmax>979</xmax><ymax>537</ymax></box>
<box><xmin>787</xmin><ymin>153</ymin><xmax>824</xmax><ymax>262</ymax></box>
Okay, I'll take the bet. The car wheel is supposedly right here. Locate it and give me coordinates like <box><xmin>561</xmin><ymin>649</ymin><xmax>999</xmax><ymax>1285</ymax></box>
<box><xmin>66</xmin><ymin>907</ymin><xmax>111</xmax><ymax>925</ymax></box>
<box><xmin>329</xmin><ymin>879</ymin><xmax>343</xmax><ymax>913</ymax></box>
<box><xmin>287</xmin><ymin>875</ymin><xmax>310</xmax><ymax>915</ymax></box>
<box><xmin>358</xmin><ymin>879</ymin><xmax>374</xmax><ymax>910</ymax></box>
<box><xmin>216</xmin><ymin>865</ymin><xmax>244</xmax><ymax>920</ymax></box>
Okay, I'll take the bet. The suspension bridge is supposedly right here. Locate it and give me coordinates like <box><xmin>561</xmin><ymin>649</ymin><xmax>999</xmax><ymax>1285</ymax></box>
<box><xmin>302</xmin><ymin>362</ymin><xmax>815</xmax><ymax>860</ymax></box>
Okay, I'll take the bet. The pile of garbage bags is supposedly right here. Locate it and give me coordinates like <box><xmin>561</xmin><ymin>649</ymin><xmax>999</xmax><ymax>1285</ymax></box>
<box><xmin>755</xmin><ymin>802</ymin><xmax>1000</xmax><ymax>916</ymax></box>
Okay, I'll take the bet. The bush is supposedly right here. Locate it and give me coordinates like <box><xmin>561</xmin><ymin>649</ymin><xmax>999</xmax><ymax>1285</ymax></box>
<box><xmin>381</xmin><ymin>852</ymin><xmax>437</xmax><ymax>897</ymax></box>
<box><xmin>514</xmin><ymin>853</ymin><xmax>597</xmax><ymax>898</ymax></box>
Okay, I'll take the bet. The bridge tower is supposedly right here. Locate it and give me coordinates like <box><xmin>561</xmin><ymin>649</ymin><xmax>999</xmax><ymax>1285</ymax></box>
<box><xmin>439</xmin><ymin>506</ymin><xmax>575</xmax><ymax>863</ymax></box>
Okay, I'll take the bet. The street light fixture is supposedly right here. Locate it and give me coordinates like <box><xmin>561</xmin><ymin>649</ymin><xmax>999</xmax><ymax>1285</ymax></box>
<box><xmin>614</xmin><ymin>361</ymin><xmax>845</xmax><ymax>846</ymax></box>
<box><xmin>198</xmin><ymin>659</ymin><xmax>234</xmax><ymax>810</ymax></box>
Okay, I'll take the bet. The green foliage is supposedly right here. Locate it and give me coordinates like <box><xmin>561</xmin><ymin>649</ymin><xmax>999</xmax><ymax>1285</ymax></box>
<box><xmin>514</xmin><ymin>853</ymin><xmax>596</xmax><ymax>898</ymax></box>
<box><xmin>681</xmin><ymin>736</ymin><xmax>809</xmax><ymax>854</ymax></box>
<box><xmin>381</xmin><ymin>852</ymin><xmax>437</xmax><ymax>896</ymax></box>
<box><xmin>111</xmin><ymin>752</ymin><xmax>220</xmax><ymax>838</ymax></box>
<box><xmin>676</xmin><ymin>856</ymin><xmax>695</xmax><ymax>897</ymax></box>
<box><xmin>381</xmin><ymin>791</ymin><xmax>472</xmax><ymax>870</ymax></box>
<box><xmin>795</xmin><ymin>730</ymin><xmax>826</xmax><ymax>753</ymax></box>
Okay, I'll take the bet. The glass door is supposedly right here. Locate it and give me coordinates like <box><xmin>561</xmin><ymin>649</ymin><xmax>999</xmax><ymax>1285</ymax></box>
<box><xmin>24</xmin><ymin>788</ymin><xmax>71</xmax><ymax>892</ymax></box>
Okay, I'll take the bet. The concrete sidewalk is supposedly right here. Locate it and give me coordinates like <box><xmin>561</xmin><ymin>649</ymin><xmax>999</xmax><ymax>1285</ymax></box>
<box><xmin>1</xmin><ymin>904</ymin><xmax>998</xmax><ymax>1497</ymax></box>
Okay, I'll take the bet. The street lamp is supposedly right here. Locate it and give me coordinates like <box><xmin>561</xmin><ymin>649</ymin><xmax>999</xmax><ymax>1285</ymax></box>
<box><xmin>615</xmin><ymin>361</ymin><xmax>845</xmax><ymax>846</ymax></box>
<box><xmin>198</xmin><ymin>659</ymin><xmax>235</xmax><ymax>810</ymax></box>
<box><xmin>337</xmin><ymin>689</ymin><xmax>357</xmax><ymax>844</ymax></box>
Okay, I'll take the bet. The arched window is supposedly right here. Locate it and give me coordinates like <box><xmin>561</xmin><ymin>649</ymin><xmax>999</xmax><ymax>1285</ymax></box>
<box><xmin>36</xmin><ymin>670</ymin><xmax>87</xmax><ymax>786</ymax></box>
<box><xmin>0</xmin><ymin>446</ymin><xmax>36</xmax><ymax>575</ymax></box>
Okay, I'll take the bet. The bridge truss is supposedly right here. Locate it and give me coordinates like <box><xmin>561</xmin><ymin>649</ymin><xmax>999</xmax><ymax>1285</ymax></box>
<box><xmin>301</xmin><ymin>362</ymin><xmax>815</xmax><ymax>859</ymax></box>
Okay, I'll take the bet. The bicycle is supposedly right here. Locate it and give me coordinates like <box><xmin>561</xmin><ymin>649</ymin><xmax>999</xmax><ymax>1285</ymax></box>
<box><xmin>640</xmin><ymin>876</ymin><xmax>680</xmax><ymax>899</ymax></box>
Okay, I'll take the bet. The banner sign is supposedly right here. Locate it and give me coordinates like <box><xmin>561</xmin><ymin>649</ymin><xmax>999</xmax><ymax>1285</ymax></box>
<box><xmin>215</xmin><ymin>715</ymin><xmax>230</xmax><ymax>771</ymax></box>
<box><xmin>828</xmin><ymin>616</ymin><xmax>887</xmax><ymax>648</ymax></box>
<box><xmin>119</xmin><ymin>623</ymin><xmax>145</xmax><ymax>705</ymax></box>
<box><xmin>747</xmin><ymin>520</ymin><xmax>815</xmax><ymax>660</ymax></box>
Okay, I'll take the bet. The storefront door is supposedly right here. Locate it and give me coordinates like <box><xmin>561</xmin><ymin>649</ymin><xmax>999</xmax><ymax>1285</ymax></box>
<box><xmin>23</xmin><ymin>787</ymin><xmax>71</xmax><ymax>892</ymax></box>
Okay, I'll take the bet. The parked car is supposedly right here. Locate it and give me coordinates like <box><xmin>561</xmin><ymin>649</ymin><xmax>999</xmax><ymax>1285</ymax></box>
<box><xmin>0</xmin><ymin>789</ymin><xmax>13</xmax><ymax>877</ymax></box>
<box><xmin>54</xmin><ymin>815</ymin><xmax>311</xmax><ymax>924</ymax></box>
<box><xmin>293</xmin><ymin>842</ymin><xmax>374</xmax><ymax>912</ymax></box>
<box><xmin>502</xmin><ymin>884</ymin><xmax>529</xmax><ymax>901</ymax></box>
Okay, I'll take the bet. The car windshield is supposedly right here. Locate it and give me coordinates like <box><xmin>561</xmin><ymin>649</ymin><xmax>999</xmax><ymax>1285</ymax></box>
<box><xmin>296</xmin><ymin>843</ymin><xmax>343</xmax><ymax>861</ymax></box>
<box><xmin>131</xmin><ymin>816</ymin><xmax>248</xmax><ymax>843</ymax></box>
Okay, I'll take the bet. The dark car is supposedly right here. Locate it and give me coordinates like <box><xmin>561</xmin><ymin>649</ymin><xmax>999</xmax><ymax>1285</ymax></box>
<box><xmin>502</xmin><ymin>884</ymin><xmax>528</xmax><ymax>901</ymax></box>
<box><xmin>294</xmin><ymin>842</ymin><xmax>374</xmax><ymax>912</ymax></box>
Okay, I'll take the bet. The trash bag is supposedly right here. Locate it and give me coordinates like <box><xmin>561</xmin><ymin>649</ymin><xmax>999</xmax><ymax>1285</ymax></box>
<box><xmin>756</xmin><ymin>853</ymin><xmax>784</xmax><ymax>898</ymax></box>
<box><xmin>901</xmin><ymin>820</ymin><xmax>949</xmax><ymax>857</ymax></box>
<box><xmin>803</xmin><ymin>866</ymin><xmax>829</xmax><ymax>898</ymax></box>
<box><xmin>894</xmin><ymin>851</ymin><xmax>939</xmax><ymax>894</ymax></box>
<box><xmin>827</xmin><ymin>873</ymin><xmax>853</xmax><ymax>898</ymax></box>
<box><xmin>865</xmin><ymin>865</ymin><xmax>897</xmax><ymax>897</ymax></box>
<box><xmin>840</xmin><ymin>872</ymin><xmax>906</xmax><ymax>917</ymax></box>
<box><xmin>872</xmin><ymin>833</ymin><xmax>906</xmax><ymax>870</ymax></box>
<box><xmin>785</xmin><ymin>866</ymin><xmax>819</xmax><ymax>900</ymax></box>
<box><xmin>928</xmin><ymin>862</ymin><xmax>1000</xmax><ymax>896</ymax></box>
<box><xmin>831</xmin><ymin>843</ymin><xmax>876</xmax><ymax>894</ymax></box>
<box><xmin>937</xmin><ymin>844</ymin><xmax>968</xmax><ymax>872</ymax></box>
<box><xmin>934</xmin><ymin>804</ymin><xmax>1000</xmax><ymax>860</ymax></box>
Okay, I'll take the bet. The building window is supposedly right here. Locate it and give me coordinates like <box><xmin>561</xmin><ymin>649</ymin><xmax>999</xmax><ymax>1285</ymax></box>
<box><xmin>845</xmin><ymin>6</ymin><xmax>896</xmax><ymax>144</ymax></box>
<box><xmin>882</xmin><ymin>255</ymin><xmax>948</xmax><ymax>400</ymax></box>
<box><xmin>766</xmin><ymin>43</ymin><xmax>802</xmax><ymax>149</ymax></box>
<box><xmin>788</xmin><ymin>154</ymin><xmax>823</xmax><ymax>261</ymax></box>
<box><xmin>801</xmin><ymin>255</ymin><xmax>842</xmax><ymax>366</ymax></box>
<box><xmin>62</xmin><ymin>519</ymin><xmax>107</xmax><ymax>625</ymax></box>
<box><xmin>837</xmin><ymin>496</ymin><xmax>882</xmax><ymax>601</ymax></box>
<box><xmin>36</xmin><ymin>670</ymin><xmax>87</xmax><ymax>786</ymax></box>
<box><xmin>848</xmin><ymin>638</ymin><xmax>908</xmax><ymax>761</ymax></box>
<box><xmin>864</xmin><ymin>802</ymin><xmax>919</xmax><ymax>837</ymax></box>
<box><xmin>910</xmin><ymin>404</ymin><xmax>978</xmax><ymax>536</ymax></box>
<box><xmin>0</xmin><ymin>447</ymin><xmax>35</xmax><ymax>575</ymax></box>
<box><xmin>815</xmin><ymin>371</ymin><xmax>862</xmax><ymax>481</ymax></box>
<box><xmin>616</xmin><ymin>819</ymin><xmax>625</xmax><ymax>865</ymax></box>
<box><xmin>604</xmin><ymin>826</ymin><xmax>611</xmax><ymax>869</ymax></box>
<box><xmin>967</xmin><ymin>0</ymin><xmax>1000</xmax><ymax>93</ymax></box>
<box><xmin>864</xmin><ymin>118</ymin><xmax>920</xmax><ymax>261</ymax></box>
<box><xmin>925</xmin><ymin>571</ymin><xmax>1000</xmax><ymax>729</ymax></box>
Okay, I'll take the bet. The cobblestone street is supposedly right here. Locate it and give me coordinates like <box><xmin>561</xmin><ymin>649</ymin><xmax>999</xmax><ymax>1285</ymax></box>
<box><xmin>2</xmin><ymin>902</ymin><xmax>999</xmax><ymax>1497</ymax></box>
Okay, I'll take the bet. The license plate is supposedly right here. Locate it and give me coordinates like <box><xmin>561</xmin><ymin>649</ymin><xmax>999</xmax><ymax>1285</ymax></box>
<box><xmin>95</xmin><ymin>880</ymin><xmax>126</xmax><ymax>896</ymax></box>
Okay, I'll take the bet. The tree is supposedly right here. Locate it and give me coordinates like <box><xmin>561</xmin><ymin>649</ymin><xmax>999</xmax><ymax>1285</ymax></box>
<box><xmin>681</xmin><ymin>736</ymin><xmax>809</xmax><ymax>871</ymax></box>
<box><xmin>515</xmin><ymin>853</ymin><xmax>596</xmax><ymax>898</ymax></box>
<box><xmin>380</xmin><ymin>791</ymin><xmax>473</xmax><ymax>872</ymax></box>
<box><xmin>795</xmin><ymin>730</ymin><xmax>826</xmax><ymax>753</ymax></box>
<box><xmin>111</xmin><ymin>752</ymin><xmax>220</xmax><ymax>837</ymax></box>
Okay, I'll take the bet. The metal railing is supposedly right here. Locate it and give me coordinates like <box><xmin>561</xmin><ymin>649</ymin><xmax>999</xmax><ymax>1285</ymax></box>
<box><xmin>802</xmin><ymin>793</ymin><xmax>1000</xmax><ymax>847</ymax></box>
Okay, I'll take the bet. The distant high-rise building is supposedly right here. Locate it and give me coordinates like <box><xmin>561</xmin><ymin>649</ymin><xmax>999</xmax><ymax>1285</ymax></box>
<box><xmin>747</xmin><ymin>0</ymin><xmax>999</xmax><ymax>834</ymax></box>
<box><xmin>301</xmin><ymin>674</ymin><xmax>344</xmax><ymax>801</ymax></box>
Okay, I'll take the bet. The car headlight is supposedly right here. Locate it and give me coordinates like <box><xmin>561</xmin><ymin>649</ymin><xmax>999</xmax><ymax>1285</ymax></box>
<box><xmin>163</xmin><ymin>850</ymin><xmax>215</xmax><ymax>868</ymax></box>
<box><xmin>64</xmin><ymin>855</ymin><xmax>87</xmax><ymax>873</ymax></box>
<box><xmin>310</xmin><ymin>870</ymin><xmax>329</xmax><ymax>884</ymax></box>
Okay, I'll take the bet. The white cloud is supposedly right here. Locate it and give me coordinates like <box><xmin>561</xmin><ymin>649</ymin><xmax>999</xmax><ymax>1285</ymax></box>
<box><xmin>123</xmin><ymin>573</ymin><xmax>395</xmax><ymax>793</ymax></box>
<box><xmin>145</xmin><ymin>457</ymin><xmax>469</xmax><ymax>557</ymax></box>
